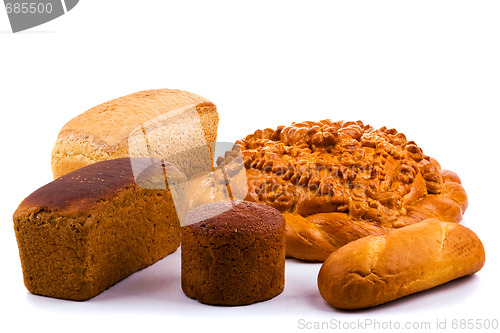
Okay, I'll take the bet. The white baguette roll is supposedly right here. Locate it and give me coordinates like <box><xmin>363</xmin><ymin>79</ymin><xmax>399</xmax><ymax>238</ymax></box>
<box><xmin>317</xmin><ymin>219</ymin><xmax>485</xmax><ymax>310</ymax></box>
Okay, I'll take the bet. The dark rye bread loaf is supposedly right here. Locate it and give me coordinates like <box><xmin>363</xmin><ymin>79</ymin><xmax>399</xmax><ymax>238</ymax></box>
<box><xmin>181</xmin><ymin>201</ymin><xmax>285</xmax><ymax>305</ymax></box>
<box><xmin>13</xmin><ymin>157</ymin><xmax>183</xmax><ymax>301</ymax></box>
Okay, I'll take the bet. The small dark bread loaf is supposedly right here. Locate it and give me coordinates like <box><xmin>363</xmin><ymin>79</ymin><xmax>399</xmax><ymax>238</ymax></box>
<box><xmin>181</xmin><ymin>201</ymin><xmax>285</xmax><ymax>305</ymax></box>
<box><xmin>317</xmin><ymin>219</ymin><xmax>485</xmax><ymax>310</ymax></box>
<box><xmin>13</xmin><ymin>157</ymin><xmax>183</xmax><ymax>301</ymax></box>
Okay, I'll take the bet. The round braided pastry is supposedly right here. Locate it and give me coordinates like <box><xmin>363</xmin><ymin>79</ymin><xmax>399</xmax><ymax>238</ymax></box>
<box><xmin>237</xmin><ymin>120</ymin><xmax>467</xmax><ymax>261</ymax></box>
<box><xmin>186</xmin><ymin>120</ymin><xmax>467</xmax><ymax>262</ymax></box>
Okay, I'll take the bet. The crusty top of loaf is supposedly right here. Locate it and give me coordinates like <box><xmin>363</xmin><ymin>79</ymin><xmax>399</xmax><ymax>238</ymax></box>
<box><xmin>237</xmin><ymin>120</ymin><xmax>466</xmax><ymax>226</ymax></box>
<box><xmin>57</xmin><ymin>89</ymin><xmax>215</xmax><ymax>149</ymax></box>
<box><xmin>14</xmin><ymin>158</ymin><xmax>172</xmax><ymax>219</ymax></box>
<box><xmin>185</xmin><ymin>200</ymin><xmax>285</xmax><ymax>235</ymax></box>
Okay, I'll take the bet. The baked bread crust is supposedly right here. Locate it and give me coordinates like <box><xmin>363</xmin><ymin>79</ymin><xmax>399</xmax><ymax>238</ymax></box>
<box><xmin>317</xmin><ymin>219</ymin><xmax>485</xmax><ymax>309</ymax></box>
<box><xmin>14</xmin><ymin>158</ymin><xmax>182</xmax><ymax>300</ymax></box>
<box><xmin>51</xmin><ymin>89</ymin><xmax>218</xmax><ymax>179</ymax></box>
<box><xmin>181</xmin><ymin>201</ymin><xmax>285</xmax><ymax>305</ymax></box>
<box><xmin>235</xmin><ymin>120</ymin><xmax>468</xmax><ymax>261</ymax></box>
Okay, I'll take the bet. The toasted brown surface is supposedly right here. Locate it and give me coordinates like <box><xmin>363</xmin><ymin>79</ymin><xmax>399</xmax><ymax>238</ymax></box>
<box><xmin>51</xmin><ymin>89</ymin><xmax>218</xmax><ymax>178</ymax></box>
<box><xmin>317</xmin><ymin>219</ymin><xmax>485</xmax><ymax>310</ymax></box>
<box><xmin>15</xmin><ymin>157</ymin><xmax>181</xmax><ymax>218</ymax></box>
<box><xmin>16</xmin><ymin>158</ymin><xmax>136</xmax><ymax>217</ymax></box>
<box><xmin>185</xmin><ymin>200</ymin><xmax>285</xmax><ymax>235</ymax></box>
<box><xmin>181</xmin><ymin>201</ymin><xmax>285</xmax><ymax>305</ymax></box>
<box><xmin>13</xmin><ymin>157</ymin><xmax>181</xmax><ymax>300</ymax></box>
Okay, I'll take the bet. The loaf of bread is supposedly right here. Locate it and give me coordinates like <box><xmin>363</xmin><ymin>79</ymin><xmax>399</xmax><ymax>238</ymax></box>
<box><xmin>181</xmin><ymin>201</ymin><xmax>286</xmax><ymax>305</ymax></box>
<box><xmin>13</xmin><ymin>157</ymin><xmax>183</xmax><ymax>300</ymax></box>
<box><xmin>317</xmin><ymin>219</ymin><xmax>485</xmax><ymax>310</ymax></box>
<box><xmin>51</xmin><ymin>89</ymin><xmax>219</xmax><ymax>179</ymax></box>
<box><xmin>235</xmin><ymin>120</ymin><xmax>468</xmax><ymax>261</ymax></box>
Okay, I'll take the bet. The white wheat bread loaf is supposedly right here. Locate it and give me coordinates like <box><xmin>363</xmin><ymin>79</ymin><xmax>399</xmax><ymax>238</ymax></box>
<box><xmin>51</xmin><ymin>89</ymin><xmax>218</xmax><ymax>179</ymax></box>
<box><xmin>317</xmin><ymin>219</ymin><xmax>485</xmax><ymax>310</ymax></box>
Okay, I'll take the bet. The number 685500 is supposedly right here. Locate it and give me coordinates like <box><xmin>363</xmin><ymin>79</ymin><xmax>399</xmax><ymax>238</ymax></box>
<box><xmin>5</xmin><ymin>2</ymin><xmax>53</xmax><ymax>14</ymax></box>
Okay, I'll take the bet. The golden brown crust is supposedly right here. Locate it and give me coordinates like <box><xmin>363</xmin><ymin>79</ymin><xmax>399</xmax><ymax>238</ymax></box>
<box><xmin>236</xmin><ymin>120</ymin><xmax>468</xmax><ymax>261</ymax></box>
<box><xmin>58</xmin><ymin>89</ymin><xmax>213</xmax><ymax>149</ymax></box>
<box><xmin>283</xmin><ymin>212</ymin><xmax>387</xmax><ymax>261</ymax></box>
<box><xmin>51</xmin><ymin>89</ymin><xmax>218</xmax><ymax>179</ymax></box>
<box><xmin>317</xmin><ymin>219</ymin><xmax>485</xmax><ymax>309</ymax></box>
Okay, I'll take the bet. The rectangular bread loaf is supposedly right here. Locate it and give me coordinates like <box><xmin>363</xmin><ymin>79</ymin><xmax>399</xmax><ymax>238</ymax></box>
<box><xmin>51</xmin><ymin>89</ymin><xmax>218</xmax><ymax>179</ymax></box>
<box><xmin>13</xmin><ymin>157</ymin><xmax>183</xmax><ymax>301</ymax></box>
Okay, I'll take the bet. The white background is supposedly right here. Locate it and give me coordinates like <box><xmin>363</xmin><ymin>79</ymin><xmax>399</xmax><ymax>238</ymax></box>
<box><xmin>1</xmin><ymin>1</ymin><xmax>499</xmax><ymax>332</ymax></box>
